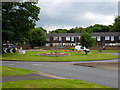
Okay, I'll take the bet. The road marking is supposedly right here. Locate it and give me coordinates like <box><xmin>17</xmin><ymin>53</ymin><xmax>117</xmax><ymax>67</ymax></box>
<box><xmin>31</xmin><ymin>64</ymin><xmax>44</xmax><ymax>66</ymax></box>
<box><xmin>35</xmin><ymin>71</ymin><xmax>68</xmax><ymax>79</ymax></box>
<box><xmin>9</xmin><ymin>64</ymin><xmax>14</xmax><ymax>65</ymax></box>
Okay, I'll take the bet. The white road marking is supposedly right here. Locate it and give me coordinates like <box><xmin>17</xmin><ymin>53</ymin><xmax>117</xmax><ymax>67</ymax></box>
<box><xmin>31</xmin><ymin>64</ymin><xmax>44</xmax><ymax>66</ymax></box>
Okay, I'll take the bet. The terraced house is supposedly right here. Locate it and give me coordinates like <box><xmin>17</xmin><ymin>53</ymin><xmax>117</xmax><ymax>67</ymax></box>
<box><xmin>46</xmin><ymin>32</ymin><xmax>120</xmax><ymax>47</ymax></box>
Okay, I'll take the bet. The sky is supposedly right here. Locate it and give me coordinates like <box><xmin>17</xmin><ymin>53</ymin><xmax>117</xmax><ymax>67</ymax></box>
<box><xmin>36</xmin><ymin>0</ymin><xmax>118</xmax><ymax>32</ymax></box>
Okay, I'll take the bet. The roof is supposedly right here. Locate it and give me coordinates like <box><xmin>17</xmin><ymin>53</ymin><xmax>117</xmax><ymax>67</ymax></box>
<box><xmin>47</xmin><ymin>32</ymin><xmax>119</xmax><ymax>37</ymax></box>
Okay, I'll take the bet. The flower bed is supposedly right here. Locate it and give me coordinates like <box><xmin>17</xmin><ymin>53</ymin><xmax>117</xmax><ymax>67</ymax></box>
<box><xmin>26</xmin><ymin>49</ymin><xmax>46</xmax><ymax>51</ymax></box>
<box><xmin>36</xmin><ymin>53</ymin><xmax>70</xmax><ymax>56</ymax></box>
<box><xmin>64</xmin><ymin>50</ymin><xmax>84</xmax><ymax>52</ymax></box>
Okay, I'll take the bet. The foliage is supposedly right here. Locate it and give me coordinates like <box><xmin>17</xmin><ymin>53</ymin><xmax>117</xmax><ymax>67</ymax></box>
<box><xmin>68</xmin><ymin>26</ymin><xmax>84</xmax><ymax>33</ymax></box>
<box><xmin>80</xmin><ymin>30</ymin><xmax>96</xmax><ymax>48</ymax></box>
<box><xmin>110</xmin><ymin>16</ymin><xmax>120</xmax><ymax>32</ymax></box>
<box><xmin>2</xmin><ymin>2</ymin><xmax>40</xmax><ymax>43</ymax></box>
<box><xmin>50</xmin><ymin>24</ymin><xmax>112</xmax><ymax>33</ymax></box>
<box><xmin>33</xmin><ymin>47</ymin><xmax>39</xmax><ymax>49</ymax></box>
<box><xmin>29</xmin><ymin>27</ymin><xmax>47</xmax><ymax>48</ymax></box>
<box><xmin>91</xmin><ymin>24</ymin><xmax>112</xmax><ymax>32</ymax></box>
<box><xmin>71</xmin><ymin>47</ymin><xmax>76</xmax><ymax>51</ymax></box>
<box><xmin>51</xmin><ymin>29</ymin><xmax>68</xmax><ymax>33</ymax></box>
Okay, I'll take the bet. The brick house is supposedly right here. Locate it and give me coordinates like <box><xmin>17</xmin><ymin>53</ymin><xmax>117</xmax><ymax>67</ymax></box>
<box><xmin>46</xmin><ymin>32</ymin><xmax>120</xmax><ymax>46</ymax></box>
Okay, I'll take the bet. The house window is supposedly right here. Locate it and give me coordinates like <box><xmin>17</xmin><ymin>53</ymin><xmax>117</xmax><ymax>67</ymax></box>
<box><xmin>46</xmin><ymin>43</ymin><xmax>50</xmax><ymax>46</ymax></box>
<box><xmin>59</xmin><ymin>37</ymin><xmax>62</xmax><ymax>41</ymax></box>
<box><xmin>105</xmin><ymin>43</ymin><xmax>109</xmax><ymax>46</ymax></box>
<box><xmin>71</xmin><ymin>37</ymin><xmax>74</xmax><ymax>41</ymax></box>
<box><xmin>66</xmin><ymin>37</ymin><xmax>70</xmax><ymax>41</ymax></box>
<box><xmin>111</xmin><ymin>36</ymin><xmax>114</xmax><ymax>41</ymax></box>
<box><xmin>92</xmin><ymin>36</ymin><xmax>96</xmax><ymax>38</ymax></box>
<box><xmin>47</xmin><ymin>37</ymin><xmax>49</xmax><ymax>41</ymax></box>
<box><xmin>97</xmin><ymin>36</ymin><xmax>101</xmax><ymax>41</ymax></box>
<box><xmin>105</xmin><ymin>36</ymin><xmax>110</xmax><ymax>40</ymax></box>
<box><xmin>54</xmin><ymin>37</ymin><xmax>58</xmax><ymax>40</ymax></box>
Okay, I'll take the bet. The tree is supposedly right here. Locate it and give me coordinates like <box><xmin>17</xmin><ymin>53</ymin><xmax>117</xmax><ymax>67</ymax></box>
<box><xmin>80</xmin><ymin>30</ymin><xmax>95</xmax><ymax>55</ymax></box>
<box><xmin>110</xmin><ymin>16</ymin><xmax>120</xmax><ymax>32</ymax></box>
<box><xmin>51</xmin><ymin>29</ymin><xmax>68</xmax><ymax>33</ymax></box>
<box><xmin>29</xmin><ymin>27</ymin><xmax>47</xmax><ymax>48</ymax></box>
<box><xmin>2</xmin><ymin>2</ymin><xmax>40</xmax><ymax>43</ymax></box>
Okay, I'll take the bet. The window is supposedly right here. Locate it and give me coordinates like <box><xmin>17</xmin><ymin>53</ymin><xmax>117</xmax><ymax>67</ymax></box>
<box><xmin>66</xmin><ymin>37</ymin><xmax>70</xmax><ymax>41</ymax></box>
<box><xmin>71</xmin><ymin>37</ymin><xmax>74</xmax><ymax>41</ymax></box>
<box><xmin>112</xmin><ymin>43</ymin><xmax>116</xmax><ymax>46</ymax></box>
<box><xmin>47</xmin><ymin>37</ymin><xmax>49</xmax><ymax>41</ymax></box>
<box><xmin>105</xmin><ymin>36</ymin><xmax>110</xmax><ymax>40</ymax></box>
<box><xmin>59</xmin><ymin>37</ymin><xmax>62</xmax><ymax>41</ymax></box>
<box><xmin>97</xmin><ymin>36</ymin><xmax>101</xmax><ymax>41</ymax></box>
<box><xmin>105</xmin><ymin>43</ymin><xmax>117</xmax><ymax>46</ymax></box>
<box><xmin>92</xmin><ymin>36</ymin><xmax>96</xmax><ymax>38</ymax></box>
<box><xmin>54</xmin><ymin>37</ymin><xmax>58</xmax><ymax>40</ymax></box>
<box><xmin>46</xmin><ymin>43</ymin><xmax>50</xmax><ymax>46</ymax></box>
<box><xmin>111</xmin><ymin>36</ymin><xmax>114</xmax><ymax>41</ymax></box>
<box><xmin>105</xmin><ymin>43</ymin><xmax>109</xmax><ymax>46</ymax></box>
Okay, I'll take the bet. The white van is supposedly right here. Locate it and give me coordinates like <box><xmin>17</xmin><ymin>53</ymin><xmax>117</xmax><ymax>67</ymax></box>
<box><xmin>75</xmin><ymin>45</ymin><xmax>90</xmax><ymax>52</ymax></box>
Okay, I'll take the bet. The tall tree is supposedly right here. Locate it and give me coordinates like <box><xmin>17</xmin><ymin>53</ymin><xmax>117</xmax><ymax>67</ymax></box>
<box><xmin>110</xmin><ymin>16</ymin><xmax>120</xmax><ymax>32</ymax></box>
<box><xmin>2</xmin><ymin>2</ymin><xmax>40</xmax><ymax>43</ymax></box>
<box><xmin>80</xmin><ymin>30</ymin><xmax>95</xmax><ymax>53</ymax></box>
<box><xmin>29</xmin><ymin>27</ymin><xmax>47</xmax><ymax>48</ymax></box>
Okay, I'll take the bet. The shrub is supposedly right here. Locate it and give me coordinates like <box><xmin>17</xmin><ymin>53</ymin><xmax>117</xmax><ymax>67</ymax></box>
<box><xmin>71</xmin><ymin>47</ymin><xmax>76</xmax><ymax>51</ymax></box>
<box><xmin>34</xmin><ymin>47</ymin><xmax>39</xmax><ymax>49</ymax></box>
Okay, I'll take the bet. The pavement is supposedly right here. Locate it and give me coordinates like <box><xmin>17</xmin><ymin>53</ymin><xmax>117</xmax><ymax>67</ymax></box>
<box><xmin>1</xmin><ymin>53</ymin><xmax>119</xmax><ymax>88</ymax></box>
<box><xmin>2</xmin><ymin>73</ymin><xmax>53</xmax><ymax>82</ymax></box>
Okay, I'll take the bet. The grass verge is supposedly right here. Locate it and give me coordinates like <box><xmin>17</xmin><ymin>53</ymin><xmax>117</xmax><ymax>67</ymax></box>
<box><xmin>2</xmin><ymin>79</ymin><xmax>111</xmax><ymax>88</ymax></box>
<box><xmin>1</xmin><ymin>66</ymin><xmax>36</xmax><ymax>77</ymax></box>
<box><xmin>2</xmin><ymin>50</ymin><xmax>118</xmax><ymax>62</ymax></box>
<box><xmin>101</xmin><ymin>50</ymin><xmax>119</xmax><ymax>53</ymax></box>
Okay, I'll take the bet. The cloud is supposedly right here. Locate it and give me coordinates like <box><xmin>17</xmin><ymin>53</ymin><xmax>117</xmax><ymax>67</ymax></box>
<box><xmin>38</xmin><ymin>0</ymin><xmax>119</xmax><ymax>2</ymax></box>
<box><xmin>83</xmin><ymin>12</ymin><xmax>115</xmax><ymax>25</ymax></box>
<box><xmin>43</xmin><ymin>24</ymin><xmax>74</xmax><ymax>32</ymax></box>
<box><xmin>36</xmin><ymin>2</ymin><xmax>117</xmax><ymax>31</ymax></box>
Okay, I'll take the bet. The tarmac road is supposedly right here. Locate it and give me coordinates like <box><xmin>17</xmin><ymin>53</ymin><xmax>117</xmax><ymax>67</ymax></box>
<box><xmin>1</xmin><ymin>58</ymin><xmax>118</xmax><ymax>88</ymax></box>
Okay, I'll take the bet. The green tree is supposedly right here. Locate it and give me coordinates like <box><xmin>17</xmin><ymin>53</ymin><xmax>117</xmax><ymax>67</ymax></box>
<box><xmin>80</xmin><ymin>30</ymin><xmax>95</xmax><ymax>54</ymax></box>
<box><xmin>68</xmin><ymin>26</ymin><xmax>84</xmax><ymax>33</ymax></box>
<box><xmin>110</xmin><ymin>16</ymin><xmax>120</xmax><ymax>32</ymax></box>
<box><xmin>2</xmin><ymin>2</ymin><xmax>40</xmax><ymax>43</ymax></box>
<box><xmin>29</xmin><ymin>27</ymin><xmax>47</xmax><ymax>48</ymax></box>
<box><xmin>51</xmin><ymin>29</ymin><xmax>68</xmax><ymax>33</ymax></box>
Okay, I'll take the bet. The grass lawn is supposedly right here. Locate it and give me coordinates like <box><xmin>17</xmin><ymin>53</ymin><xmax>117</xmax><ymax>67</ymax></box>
<box><xmin>2</xmin><ymin>79</ymin><xmax>111</xmax><ymax>88</ymax></box>
<box><xmin>2</xmin><ymin>50</ymin><xmax>118</xmax><ymax>62</ymax></box>
<box><xmin>101</xmin><ymin>50</ymin><xmax>120</xmax><ymax>53</ymax></box>
<box><xmin>1</xmin><ymin>66</ymin><xmax>36</xmax><ymax>77</ymax></box>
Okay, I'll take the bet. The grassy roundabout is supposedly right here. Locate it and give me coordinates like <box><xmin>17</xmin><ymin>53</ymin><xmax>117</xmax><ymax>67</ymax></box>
<box><xmin>2</xmin><ymin>79</ymin><xmax>111</xmax><ymax>88</ymax></box>
<box><xmin>102</xmin><ymin>50</ymin><xmax>119</xmax><ymax>53</ymax></box>
<box><xmin>1</xmin><ymin>66</ymin><xmax>36</xmax><ymax>77</ymax></box>
<box><xmin>2</xmin><ymin>50</ymin><xmax>118</xmax><ymax>62</ymax></box>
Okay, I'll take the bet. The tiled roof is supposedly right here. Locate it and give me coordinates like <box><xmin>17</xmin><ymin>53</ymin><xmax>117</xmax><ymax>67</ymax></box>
<box><xmin>47</xmin><ymin>32</ymin><xmax>119</xmax><ymax>37</ymax></box>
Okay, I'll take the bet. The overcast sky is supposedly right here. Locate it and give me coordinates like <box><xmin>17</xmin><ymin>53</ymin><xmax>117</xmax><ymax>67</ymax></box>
<box><xmin>36</xmin><ymin>0</ymin><xmax>118</xmax><ymax>32</ymax></box>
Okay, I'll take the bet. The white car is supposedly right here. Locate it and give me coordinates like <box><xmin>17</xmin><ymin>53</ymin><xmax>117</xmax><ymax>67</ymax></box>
<box><xmin>75</xmin><ymin>45</ymin><xmax>90</xmax><ymax>52</ymax></box>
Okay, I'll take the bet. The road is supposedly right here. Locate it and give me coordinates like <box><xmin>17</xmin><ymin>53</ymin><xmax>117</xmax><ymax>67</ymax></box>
<box><xmin>1</xmin><ymin>59</ymin><xmax>118</xmax><ymax>88</ymax></box>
